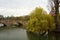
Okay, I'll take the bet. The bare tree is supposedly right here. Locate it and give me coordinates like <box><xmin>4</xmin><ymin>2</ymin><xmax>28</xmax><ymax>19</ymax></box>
<box><xmin>48</xmin><ymin>0</ymin><xmax>59</xmax><ymax>30</ymax></box>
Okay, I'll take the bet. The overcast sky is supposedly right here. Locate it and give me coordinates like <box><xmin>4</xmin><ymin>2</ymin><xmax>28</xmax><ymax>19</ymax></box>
<box><xmin>0</xmin><ymin>0</ymin><xmax>48</xmax><ymax>17</ymax></box>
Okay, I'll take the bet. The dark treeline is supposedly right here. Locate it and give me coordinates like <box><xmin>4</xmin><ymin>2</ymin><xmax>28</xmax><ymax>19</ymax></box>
<box><xmin>0</xmin><ymin>15</ymin><xmax>30</xmax><ymax>22</ymax></box>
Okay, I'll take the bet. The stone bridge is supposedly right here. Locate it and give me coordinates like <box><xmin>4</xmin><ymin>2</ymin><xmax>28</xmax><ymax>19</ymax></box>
<box><xmin>0</xmin><ymin>20</ymin><xmax>27</xmax><ymax>27</ymax></box>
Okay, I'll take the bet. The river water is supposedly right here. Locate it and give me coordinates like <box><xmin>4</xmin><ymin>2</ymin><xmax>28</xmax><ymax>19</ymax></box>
<box><xmin>0</xmin><ymin>27</ymin><xmax>60</xmax><ymax>40</ymax></box>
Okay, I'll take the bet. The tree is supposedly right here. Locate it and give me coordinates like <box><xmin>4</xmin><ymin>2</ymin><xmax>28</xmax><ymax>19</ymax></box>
<box><xmin>26</xmin><ymin>7</ymin><xmax>55</xmax><ymax>34</ymax></box>
<box><xmin>48</xmin><ymin>0</ymin><xmax>59</xmax><ymax>30</ymax></box>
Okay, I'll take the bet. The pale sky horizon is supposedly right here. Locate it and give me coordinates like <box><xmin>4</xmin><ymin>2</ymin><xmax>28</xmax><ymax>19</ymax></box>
<box><xmin>0</xmin><ymin>0</ymin><xmax>48</xmax><ymax>17</ymax></box>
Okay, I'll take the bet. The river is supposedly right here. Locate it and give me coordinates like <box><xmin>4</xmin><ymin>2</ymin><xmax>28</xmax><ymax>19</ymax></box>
<box><xmin>0</xmin><ymin>27</ymin><xmax>60</xmax><ymax>40</ymax></box>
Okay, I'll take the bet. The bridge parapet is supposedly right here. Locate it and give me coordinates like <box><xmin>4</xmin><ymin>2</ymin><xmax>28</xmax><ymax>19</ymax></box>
<box><xmin>0</xmin><ymin>20</ymin><xmax>27</xmax><ymax>27</ymax></box>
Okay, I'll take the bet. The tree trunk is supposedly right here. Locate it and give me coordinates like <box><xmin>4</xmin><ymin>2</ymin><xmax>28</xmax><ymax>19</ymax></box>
<box><xmin>54</xmin><ymin>0</ymin><xmax>59</xmax><ymax>30</ymax></box>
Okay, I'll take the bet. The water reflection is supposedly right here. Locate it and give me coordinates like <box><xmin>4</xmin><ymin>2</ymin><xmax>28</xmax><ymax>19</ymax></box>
<box><xmin>48</xmin><ymin>32</ymin><xmax>60</xmax><ymax>40</ymax></box>
<box><xmin>27</xmin><ymin>31</ymin><xmax>60</xmax><ymax>40</ymax></box>
<box><xmin>0</xmin><ymin>28</ymin><xmax>28</xmax><ymax>40</ymax></box>
<box><xmin>27</xmin><ymin>31</ymin><xmax>48</xmax><ymax>40</ymax></box>
<box><xmin>0</xmin><ymin>27</ymin><xmax>60</xmax><ymax>40</ymax></box>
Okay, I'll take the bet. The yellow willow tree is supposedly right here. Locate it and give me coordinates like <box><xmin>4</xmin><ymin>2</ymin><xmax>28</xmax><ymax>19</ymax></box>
<box><xmin>26</xmin><ymin>7</ymin><xmax>55</xmax><ymax>34</ymax></box>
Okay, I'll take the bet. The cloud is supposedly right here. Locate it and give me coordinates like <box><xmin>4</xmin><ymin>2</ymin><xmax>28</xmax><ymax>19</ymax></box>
<box><xmin>0</xmin><ymin>0</ymin><xmax>48</xmax><ymax>16</ymax></box>
<box><xmin>0</xmin><ymin>7</ymin><xmax>33</xmax><ymax>17</ymax></box>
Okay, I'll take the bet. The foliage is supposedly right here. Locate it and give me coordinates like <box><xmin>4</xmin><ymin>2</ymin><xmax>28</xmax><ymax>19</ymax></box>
<box><xmin>26</xmin><ymin>7</ymin><xmax>55</xmax><ymax>34</ymax></box>
<box><xmin>19</xmin><ymin>15</ymin><xmax>30</xmax><ymax>22</ymax></box>
<box><xmin>19</xmin><ymin>16</ymin><xmax>24</xmax><ymax>21</ymax></box>
<box><xmin>58</xmin><ymin>14</ymin><xmax>60</xmax><ymax>26</ymax></box>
